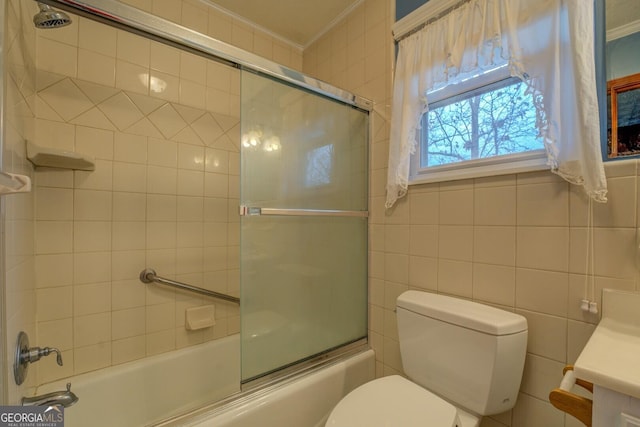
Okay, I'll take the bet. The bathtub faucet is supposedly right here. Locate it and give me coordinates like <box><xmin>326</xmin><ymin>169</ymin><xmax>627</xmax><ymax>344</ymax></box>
<box><xmin>20</xmin><ymin>345</ymin><xmax>63</xmax><ymax>366</ymax></box>
<box><xmin>22</xmin><ymin>383</ymin><xmax>78</xmax><ymax>408</ymax></box>
<box><xmin>14</xmin><ymin>331</ymin><xmax>65</xmax><ymax>386</ymax></box>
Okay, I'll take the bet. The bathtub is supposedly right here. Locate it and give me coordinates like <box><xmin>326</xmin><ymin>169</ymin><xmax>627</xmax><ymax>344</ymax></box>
<box><xmin>34</xmin><ymin>335</ymin><xmax>374</xmax><ymax>427</ymax></box>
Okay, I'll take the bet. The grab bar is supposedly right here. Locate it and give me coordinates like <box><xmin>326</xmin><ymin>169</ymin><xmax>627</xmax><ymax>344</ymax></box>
<box><xmin>139</xmin><ymin>269</ymin><xmax>240</xmax><ymax>304</ymax></box>
<box><xmin>239</xmin><ymin>206</ymin><xmax>368</xmax><ymax>218</ymax></box>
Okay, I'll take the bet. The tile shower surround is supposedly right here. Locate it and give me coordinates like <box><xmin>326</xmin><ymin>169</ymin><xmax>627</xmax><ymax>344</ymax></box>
<box><xmin>34</xmin><ymin>75</ymin><xmax>241</xmax><ymax>382</ymax></box>
<box><xmin>5</xmin><ymin>0</ymin><xmax>300</xmax><ymax>405</ymax></box>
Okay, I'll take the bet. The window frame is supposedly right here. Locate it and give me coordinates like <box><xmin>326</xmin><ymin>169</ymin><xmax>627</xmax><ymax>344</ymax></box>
<box><xmin>304</xmin><ymin>143</ymin><xmax>335</xmax><ymax>188</ymax></box>
<box><xmin>409</xmin><ymin>66</ymin><xmax>549</xmax><ymax>185</ymax></box>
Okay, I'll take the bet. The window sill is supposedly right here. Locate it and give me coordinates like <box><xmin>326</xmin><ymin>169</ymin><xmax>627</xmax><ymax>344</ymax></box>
<box><xmin>409</xmin><ymin>154</ymin><xmax>549</xmax><ymax>185</ymax></box>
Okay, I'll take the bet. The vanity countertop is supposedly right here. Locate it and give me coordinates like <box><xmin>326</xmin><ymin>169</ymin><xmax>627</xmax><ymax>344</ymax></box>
<box><xmin>574</xmin><ymin>289</ymin><xmax>640</xmax><ymax>399</ymax></box>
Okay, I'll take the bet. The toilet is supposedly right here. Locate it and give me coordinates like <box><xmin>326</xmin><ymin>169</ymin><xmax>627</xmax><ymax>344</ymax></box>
<box><xmin>326</xmin><ymin>290</ymin><xmax>528</xmax><ymax>427</ymax></box>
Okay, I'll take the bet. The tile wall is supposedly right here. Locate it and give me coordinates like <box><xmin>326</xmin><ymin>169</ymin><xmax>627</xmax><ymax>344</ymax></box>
<box><xmin>0</xmin><ymin>0</ymin><xmax>306</xmax><ymax>402</ymax></box>
<box><xmin>28</xmin><ymin>2</ymin><xmax>277</xmax><ymax>384</ymax></box>
<box><xmin>303</xmin><ymin>1</ymin><xmax>639</xmax><ymax>426</ymax></box>
<box><xmin>4</xmin><ymin>0</ymin><xmax>37</xmax><ymax>403</ymax></box>
<box><xmin>0</xmin><ymin>0</ymin><xmax>305</xmax><ymax>398</ymax></box>
<box><xmin>118</xmin><ymin>0</ymin><xmax>303</xmax><ymax>71</ymax></box>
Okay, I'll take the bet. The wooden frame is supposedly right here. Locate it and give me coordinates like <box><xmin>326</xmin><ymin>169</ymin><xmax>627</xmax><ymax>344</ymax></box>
<box><xmin>607</xmin><ymin>72</ymin><xmax>640</xmax><ymax>158</ymax></box>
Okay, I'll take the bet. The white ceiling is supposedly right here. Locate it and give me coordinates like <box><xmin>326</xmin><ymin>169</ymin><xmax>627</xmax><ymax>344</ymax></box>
<box><xmin>606</xmin><ymin>0</ymin><xmax>640</xmax><ymax>30</ymax></box>
<box><xmin>203</xmin><ymin>0</ymin><xmax>640</xmax><ymax>48</ymax></box>
<box><xmin>203</xmin><ymin>0</ymin><xmax>361</xmax><ymax>48</ymax></box>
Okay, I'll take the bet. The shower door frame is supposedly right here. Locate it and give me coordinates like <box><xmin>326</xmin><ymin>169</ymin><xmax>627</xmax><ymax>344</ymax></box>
<box><xmin>40</xmin><ymin>0</ymin><xmax>372</xmax><ymax>395</ymax></box>
<box><xmin>38</xmin><ymin>0</ymin><xmax>372</xmax><ymax>113</ymax></box>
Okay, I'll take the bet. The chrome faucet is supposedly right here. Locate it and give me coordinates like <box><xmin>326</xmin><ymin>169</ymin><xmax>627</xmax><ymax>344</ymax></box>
<box><xmin>20</xmin><ymin>345</ymin><xmax>63</xmax><ymax>366</ymax></box>
<box><xmin>14</xmin><ymin>331</ymin><xmax>65</xmax><ymax>385</ymax></box>
<box><xmin>22</xmin><ymin>383</ymin><xmax>78</xmax><ymax>408</ymax></box>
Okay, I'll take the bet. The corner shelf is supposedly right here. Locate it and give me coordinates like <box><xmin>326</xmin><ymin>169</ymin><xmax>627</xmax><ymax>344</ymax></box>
<box><xmin>27</xmin><ymin>141</ymin><xmax>95</xmax><ymax>171</ymax></box>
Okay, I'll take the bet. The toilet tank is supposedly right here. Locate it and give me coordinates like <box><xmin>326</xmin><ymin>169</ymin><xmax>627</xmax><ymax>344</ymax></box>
<box><xmin>396</xmin><ymin>291</ymin><xmax>527</xmax><ymax>416</ymax></box>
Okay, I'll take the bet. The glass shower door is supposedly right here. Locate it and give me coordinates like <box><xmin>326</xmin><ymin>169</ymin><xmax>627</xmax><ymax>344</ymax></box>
<box><xmin>240</xmin><ymin>70</ymin><xmax>368</xmax><ymax>383</ymax></box>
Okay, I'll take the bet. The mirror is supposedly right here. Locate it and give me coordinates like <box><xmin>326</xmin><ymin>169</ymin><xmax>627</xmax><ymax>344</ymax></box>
<box><xmin>607</xmin><ymin>73</ymin><xmax>640</xmax><ymax>157</ymax></box>
<box><xmin>605</xmin><ymin>0</ymin><xmax>640</xmax><ymax>159</ymax></box>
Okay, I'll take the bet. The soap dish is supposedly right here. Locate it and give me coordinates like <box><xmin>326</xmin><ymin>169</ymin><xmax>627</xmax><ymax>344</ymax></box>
<box><xmin>27</xmin><ymin>141</ymin><xmax>95</xmax><ymax>171</ymax></box>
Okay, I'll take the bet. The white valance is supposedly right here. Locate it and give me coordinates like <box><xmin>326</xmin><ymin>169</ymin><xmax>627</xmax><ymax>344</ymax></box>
<box><xmin>386</xmin><ymin>0</ymin><xmax>607</xmax><ymax>208</ymax></box>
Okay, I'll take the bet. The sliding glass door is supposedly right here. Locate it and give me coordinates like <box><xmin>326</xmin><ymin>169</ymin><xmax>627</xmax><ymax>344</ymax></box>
<box><xmin>240</xmin><ymin>70</ymin><xmax>368</xmax><ymax>383</ymax></box>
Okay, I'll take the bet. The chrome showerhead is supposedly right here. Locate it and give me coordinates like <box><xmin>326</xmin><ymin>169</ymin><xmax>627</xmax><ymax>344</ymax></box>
<box><xmin>33</xmin><ymin>3</ymin><xmax>72</xmax><ymax>29</ymax></box>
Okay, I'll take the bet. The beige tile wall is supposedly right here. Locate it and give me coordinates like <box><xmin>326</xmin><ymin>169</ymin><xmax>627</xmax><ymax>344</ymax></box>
<box><xmin>119</xmin><ymin>0</ymin><xmax>303</xmax><ymax>71</ymax></box>
<box><xmin>32</xmin><ymin>6</ymin><xmax>245</xmax><ymax>383</ymax></box>
<box><xmin>10</xmin><ymin>0</ymin><xmax>303</xmax><ymax>393</ymax></box>
<box><xmin>304</xmin><ymin>1</ymin><xmax>636</xmax><ymax>426</ymax></box>
<box><xmin>4</xmin><ymin>0</ymin><xmax>38</xmax><ymax>404</ymax></box>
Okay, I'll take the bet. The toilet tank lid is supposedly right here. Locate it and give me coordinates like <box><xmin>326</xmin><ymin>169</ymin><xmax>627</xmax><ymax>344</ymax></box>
<box><xmin>397</xmin><ymin>291</ymin><xmax>527</xmax><ymax>335</ymax></box>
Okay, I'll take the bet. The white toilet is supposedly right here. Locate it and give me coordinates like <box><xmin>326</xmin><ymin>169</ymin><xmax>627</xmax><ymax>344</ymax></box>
<box><xmin>326</xmin><ymin>290</ymin><xmax>528</xmax><ymax>427</ymax></box>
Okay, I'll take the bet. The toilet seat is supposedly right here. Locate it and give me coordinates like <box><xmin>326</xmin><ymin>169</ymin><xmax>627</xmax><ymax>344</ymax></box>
<box><xmin>325</xmin><ymin>375</ymin><xmax>460</xmax><ymax>427</ymax></box>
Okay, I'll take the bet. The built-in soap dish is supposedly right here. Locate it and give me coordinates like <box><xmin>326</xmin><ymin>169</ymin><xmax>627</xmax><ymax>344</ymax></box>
<box><xmin>185</xmin><ymin>305</ymin><xmax>216</xmax><ymax>330</ymax></box>
<box><xmin>27</xmin><ymin>141</ymin><xmax>95</xmax><ymax>171</ymax></box>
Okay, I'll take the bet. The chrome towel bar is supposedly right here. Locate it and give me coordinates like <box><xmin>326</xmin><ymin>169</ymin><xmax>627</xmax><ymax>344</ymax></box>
<box><xmin>139</xmin><ymin>268</ymin><xmax>240</xmax><ymax>304</ymax></box>
<box><xmin>239</xmin><ymin>206</ymin><xmax>368</xmax><ymax>217</ymax></box>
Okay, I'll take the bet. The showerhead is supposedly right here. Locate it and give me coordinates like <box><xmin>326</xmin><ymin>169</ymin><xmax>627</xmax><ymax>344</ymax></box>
<box><xmin>33</xmin><ymin>3</ymin><xmax>72</xmax><ymax>29</ymax></box>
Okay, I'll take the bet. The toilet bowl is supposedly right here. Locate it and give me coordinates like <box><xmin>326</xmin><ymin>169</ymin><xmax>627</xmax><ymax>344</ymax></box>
<box><xmin>325</xmin><ymin>375</ymin><xmax>462</xmax><ymax>427</ymax></box>
<box><xmin>325</xmin><ymin>291</ymin><xmax>528</xmax><ymax>427</ymax></box>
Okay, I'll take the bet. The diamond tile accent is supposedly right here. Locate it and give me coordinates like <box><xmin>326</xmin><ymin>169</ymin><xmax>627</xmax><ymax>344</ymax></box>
<box><xmin>172</xmin><ymin>126</ymin><xmax>204</xmax><ymax>146</ymax></box>
<box><xmin>35</xmin><ymin>76</ymin><xmax>244</xmax><ymax>153</ymax></box>
<box><xmin>127</xmin><ymin>92</ymin><xmax>167</xmax><ymax>116</ymax></box>
<box><xmin>75</xmin><ymin>80</ymin><xmax>120</xmax><ymax>105</ymax></box>
<box><xmin>212</xmin><ymin>113</ymin><xmax>239</xmax><ymax>133</ymax></box>
<box><xmin>36</xmin><ymin>70</ymin><xmax>66</xmax><ymax>92</ymax></box>
<box><xmin>70</xmin><ymin>107</ymin><xmax>116</xmax><ymax>131</ymax></box>
<box><xmin>35</xmin><ymin>95</ymin><xmax>63</xmax><ymax>121</ymax></box>
<box><xmin>13</xmin><ymin>96</ymin><xmax>34</xmax><ymax>122</ymax></box>
<box><xmin>40</xmin><ymin>78</ymin><xmax>94</xmax><ymax>122</ymax></box>
<box><xmin>174</xmin><ymin>104</ymin><xmax>206</xmax><ymax>124</ymax></box>
<box><xmin>11</xmin><ymin>64</ymin><xmax>35</xmax><ymax>100</ymax></box>
<box><xmin>211</xmin><ymin>133</ymin><xmax>238</xmax><ymax>152</ymax></box>
<box><xmin>26</xmin><ymin>94</ymin><xmax>37</xmax><ymax>117</ymax></box>
<box><xmin>148</xmin><ymin>103</ymin><xmax>187</xmax><ymax>139</ymax></box>
<box><xmin>125</xmin><ymin>117</ymin><xmax>163</xmax><ymax>139</ymax></box>
<box><xmin>191</xmin><ymin>113</ymin><xmax>224</xmax><ymax>146</ymax></box>
<box><xmin>227</xmin><ymin>123</ymin><xmax>241</xmax><ymax>151</ymax></box>
<box><xmin>98</xmin><ymin>92</ymin><xmax>144</xmax><ymax>131</ymax></box>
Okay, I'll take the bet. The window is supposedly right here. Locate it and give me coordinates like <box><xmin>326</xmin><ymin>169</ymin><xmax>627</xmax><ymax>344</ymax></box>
<box><xmin>305</xmin><ymin>144</ymin><xmax>334</xmax><ymax>187</ymax></box>
<box><xmin>410</xmin><ymin>68</ymin><xmax>548</xmax><ymax>184</ymax></box>
<box><xmin>387</xmin><ymin>0</ymin><xmax>607</xmax><ymax>208</ymax></box>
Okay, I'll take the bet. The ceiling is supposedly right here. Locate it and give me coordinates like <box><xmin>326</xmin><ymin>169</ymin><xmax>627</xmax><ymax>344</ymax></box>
<box><xmin>607</xmin><ymin>0</ymin><xmax>640</xmax><ymax>29</ymax></box>
<box><xmin>203</xmin><ymin>0</ymin><xmax>640</xmax><ymax>48</ymax></box>
<box><xmin>204</xmin><ymin>0</ymin><xmax>361</xmax><ymax>48</ymax></box>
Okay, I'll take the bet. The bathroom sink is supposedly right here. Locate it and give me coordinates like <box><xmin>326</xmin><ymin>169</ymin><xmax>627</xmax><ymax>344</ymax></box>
<box><xmin>574</xmin><ymin>289</ymin><xmax>640</xmax><ymax>399</ymax></box>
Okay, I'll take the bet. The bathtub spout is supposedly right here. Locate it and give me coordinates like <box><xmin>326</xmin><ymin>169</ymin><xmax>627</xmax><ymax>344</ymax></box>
<box><xmin>22</xmin><ymin>383</ymin><xmax>78</xmax><ymax>408</ymax></box>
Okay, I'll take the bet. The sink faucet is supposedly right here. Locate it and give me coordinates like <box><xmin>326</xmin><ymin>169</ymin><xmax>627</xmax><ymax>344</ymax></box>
<box><xmin>22</xmin><ymin>383</ymin><xmax>78</xmax><ymax>408</ymax></box>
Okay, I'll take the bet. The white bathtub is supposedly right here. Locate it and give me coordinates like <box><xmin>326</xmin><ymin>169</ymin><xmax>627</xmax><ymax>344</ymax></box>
<box><xmin>167</xmin><ymin>348</ymin><xmax>375</xmax><ymax>427</ymax></box>
<box><xmin>36</xmin><ymin>335</ymin><xmax>241</xmax><ymax>427</ymax></box>
<box><xmin>34</xmin><ymin>335</ymin><xmax>374</xmax><ymax>427</ymax></box>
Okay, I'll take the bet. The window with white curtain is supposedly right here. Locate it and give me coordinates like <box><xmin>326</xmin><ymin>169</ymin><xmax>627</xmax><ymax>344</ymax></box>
<box><xmin>411</xmin><ymin>63</ymin><xmax>546</xmax><ymax>183</ymax></box>
<box><xmin>386</xmin><ymin>0</ymin><xmax>608</xmax><ymax>208</ymax></box>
